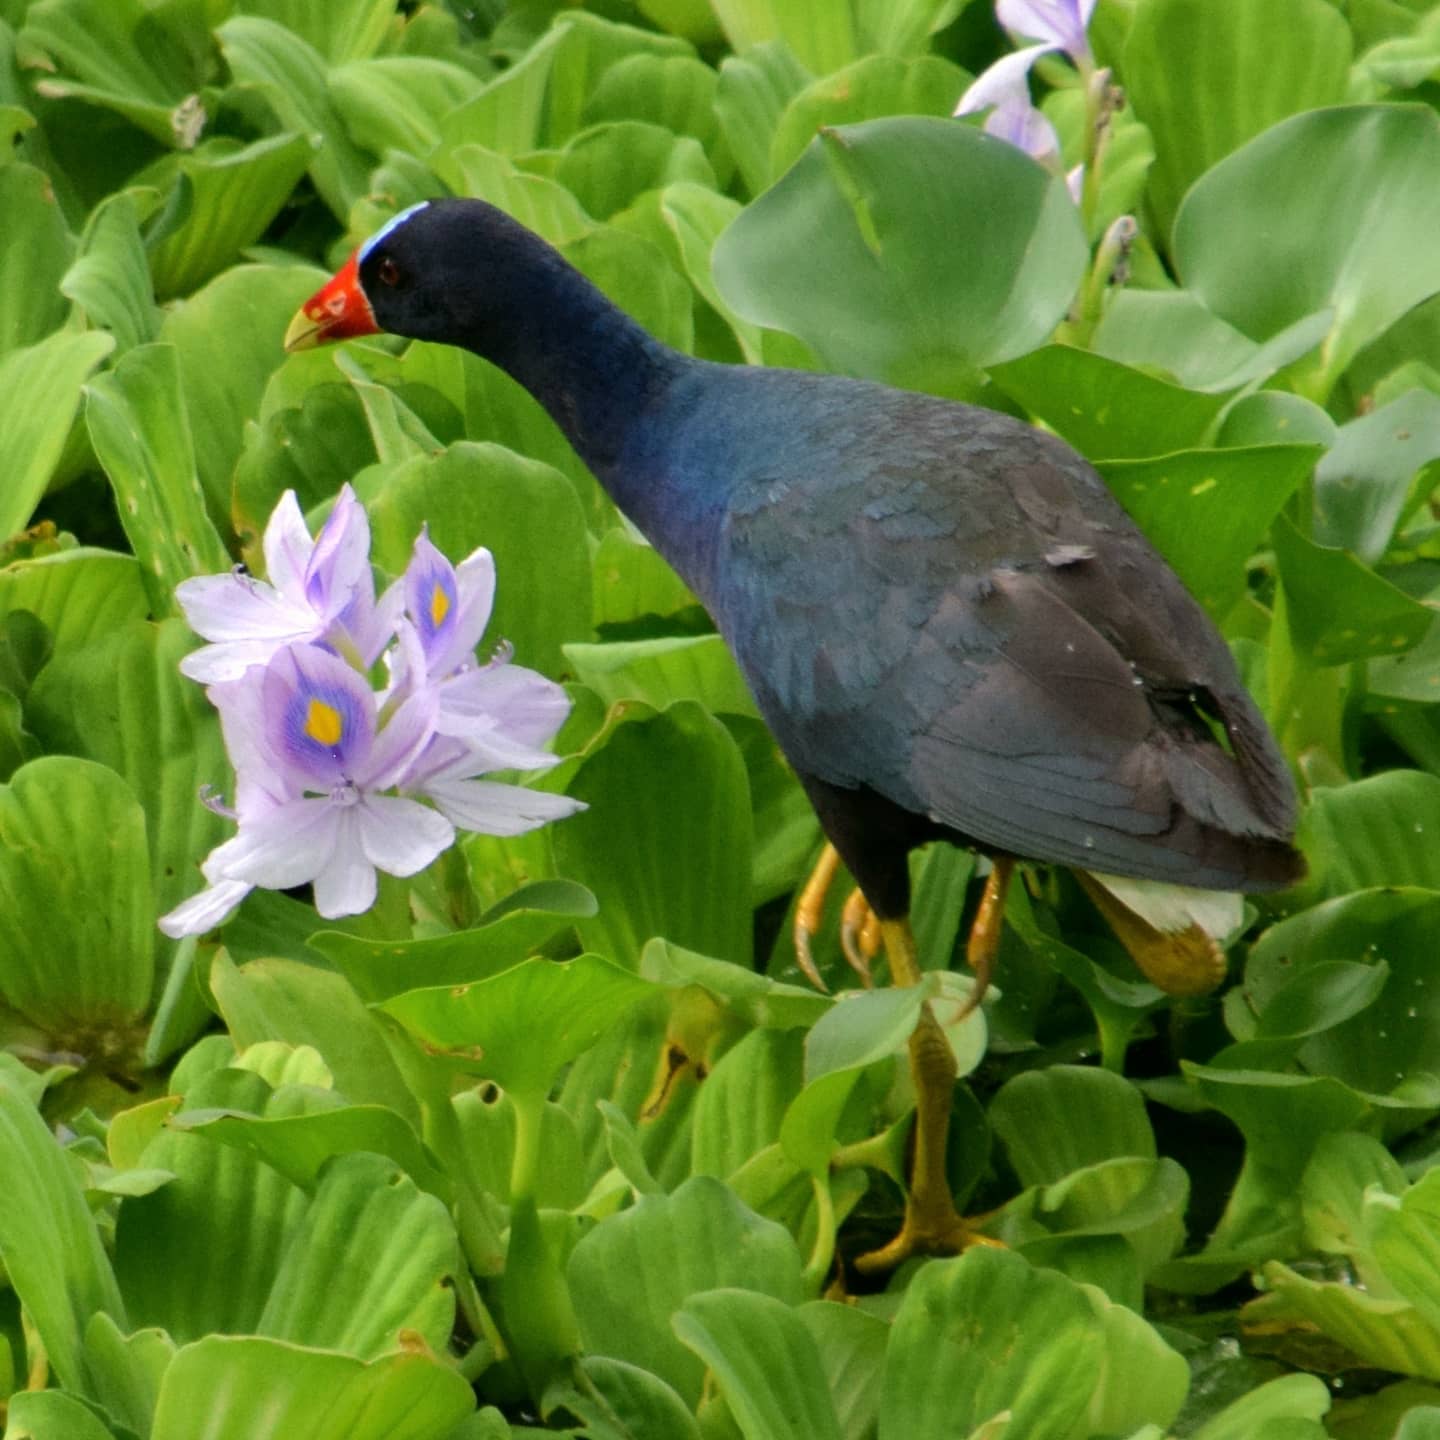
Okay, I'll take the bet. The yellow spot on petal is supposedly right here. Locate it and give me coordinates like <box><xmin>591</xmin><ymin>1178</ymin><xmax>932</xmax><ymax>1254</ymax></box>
<box><xmin>305</xmin><ymin>697</ymin><xmax>343</xmax><ymax>746</ymax></box>
<box><xmin>429</xmin><ymin>582</ymin><xmax>450</xmax><ymax>629</ymax></box>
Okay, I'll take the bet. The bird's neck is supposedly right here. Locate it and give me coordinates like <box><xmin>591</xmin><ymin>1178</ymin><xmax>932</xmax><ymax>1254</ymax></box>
<box><xmin>483</xmin><ymin>247</ymin><xmax>683</xmax><ymax>485</ymax></box>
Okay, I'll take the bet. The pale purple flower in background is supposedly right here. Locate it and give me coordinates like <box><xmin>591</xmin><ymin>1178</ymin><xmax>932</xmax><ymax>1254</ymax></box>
<box><xmin>955</xmin><ymin>45</ymin><xmax>1065</xmax><ymax>165</ymax></box>
<box><xmin>176</xmin><ymin>485</ymin><xmax>396</xmax><ymax>683</ymax></box>
<box><xmin>996</xmin><ymin>0</ymin><xmax>1096</xmax><ymax>64</ymax></box>
<box><xmin>955</xmin><ymin>0</ymin><xmax>1097</xmax><ymax>198</ymax></box>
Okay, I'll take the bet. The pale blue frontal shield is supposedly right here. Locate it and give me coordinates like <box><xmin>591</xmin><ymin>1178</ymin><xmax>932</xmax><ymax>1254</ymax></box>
<box><xmin>358</xmin><ymin>200</ymin><xmax>432</xmax><ymax>262</ymax></box>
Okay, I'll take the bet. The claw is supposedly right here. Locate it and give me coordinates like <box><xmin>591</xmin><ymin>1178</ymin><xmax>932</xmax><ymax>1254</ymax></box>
<box><xmin>793</xmin><ymin>843</ymin><xmax>841</xmax><ymax>992</ymax></box>
<box><xmin>957</xmin><ymin>857</ymin><xmax>1014</xmax><ymax>1019</ymax></box>
<box><xmin>839</xmin><ymin>887</ymin><xmax>878</xmax><ymax>986</ymax></box>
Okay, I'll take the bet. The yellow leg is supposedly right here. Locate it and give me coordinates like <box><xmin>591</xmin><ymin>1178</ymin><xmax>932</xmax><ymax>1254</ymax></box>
<box><xmin>793</xmin><ymin>843</ymin><xmax>841</xmax><ymax>992</ymax></box>
<box><xmin>854</xmin><ymin>916</ymin><xmax>1001</xmax><ymax>1273</ymax></box>
<box><xmin>958</xmin><ymin>858</ymin><xmax>1015</xmax><ymax>1018</ymax></box>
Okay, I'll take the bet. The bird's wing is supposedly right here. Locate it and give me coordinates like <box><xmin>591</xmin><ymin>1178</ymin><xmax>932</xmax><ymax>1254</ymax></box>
<box><xmin>717</xmin><ymin>408</ymin><xmax>1295</xmax><ymax>890</ymax></box>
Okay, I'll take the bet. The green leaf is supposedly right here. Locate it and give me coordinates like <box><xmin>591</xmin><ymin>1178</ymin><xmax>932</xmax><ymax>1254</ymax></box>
<box><xmin>27</xmin><ymin>619</ymin><xmax>228</xmax><ymax>937</ymax></box>
<box><xmin>85</xmin><ymin>342</ymin><xmax>231</xmax><ymax>613</ymax></box>
<box><xmin>1245</xmin><ymin>888</ymin><xmax>1440</xmax><ymax>1098</ymax></box>
<box><xmin>990</xmin><ymin>346</ymin><xmax>1231</xmax><ymax>461</ymax></box>
<box><xmin>217</xmin><ymin>16</ymin><xmax>372</xmax><ymax>220</ymax></box>
<box><xmin>1179</xmin><ymin>1065</ymin><xmax>1377</xmax><ymax>1264</ymax></box>
<box><xmin>141</xmin><ymin>133</ymin><xmax>316</xmax><ymax>299</ymax></box>
<box><xmin>1215</xmin><ymin>959</ymin><xmax>1389</xmax><ymax>1073</ymax></box>
<box><xmin>176</xmin><ymin>1103</ymin><xmax>451</xmax><ymax>1205</ymax></box>
<box><xmin>879</xmin><ymin>1248</ymin><xmax>1101</xmax><ymax>1440</ymax></box>
<box><xmin>781</xmin><ymin>986</ymin><xmax>922</xmax><ymax>1178</ymax></box>
<box><xmin>582</xmin><ymin>52</ymin><xmax>725</xmax><ymax>179</ymax></box>
<box><xmin>328</xmin><ymin>56</ymin><xmax>480</xmax><ymax>157</ymax></box>
<box><xmin>234</xmin><ymin>0</ymin><xmax>397</xmax><ymax>63</ymax></box>
<box><xmin>656</xmin><ymin>181</ymin><xmax>764</xmax><ymax>361</ymax></box>
<box><xmin>0</xmin><ymin>162</ymin><xmax>73</xmax><ymax>356</ymax></box>
<box><xmin>0</xmin><ymin>756</ymin><xmax>153</xmax><ymax>1039</ymax></box>
<box><xmin>715</xmin><ymin>40</ymin><xmax>812</xmax><ymax>197</ymax></box>
<box><xmin>567</xmin><ymin>1175</ymin><xmax>806</xmax><ymax>1407</ymax></box>
<box><xmin>990</xmin><ymin>1066</ymin><xmax>1156</xmax><ymax>1188</ymax></box>
<box><xmin>210</xmin><ymin>954</ymin><xmax>423</xmax><ymax>1127</ymax></box>
<box><xmin>114</xmin><ymin>1069</ymin><xmax>309</xmax><ymax>1343</ymax></box>
<box><xmin>0</xmin><ymin>1075</ymin><xmax>126</xmax><ymax>1397</ymax></box>
<box><xmin>769</xmin><ymin>53</ymin><xmax>970</xmax><ymax>179</ymax></box>
<box><xmin>59</xmin><ymin>188</ymin><xmax>161</xmax><ymax>354</ymax></box>
<box><xmin>158</xmin><ymin>263</ymin><xmax>325</xmax><ymax>526</ymax></box>
<box><xmin>713</xmin><ymin>118</ymin><xmax>1088</xmax><ymax>393</ymax></box>
<box><xmin>436</xmin><ymin>12</ymin><xmax>690</xmax><ymax>159</ymax></box>
<box><xmin>18</xmin><ymin>0</ymin><xmax>209</xmax><ymax>146</ymax></box>
<box><xmin>381</xmin><ymin>955</ymin><xmax>656</xmax><ymax>1101</ymax></box>
<box><xmin>3</xmin><ymin>1390</ymin><xmax>118</xmax><ymax>1439</ymax></box>
<box><xmin>1313</xmin><ymin>388</ymin><xmax>1440</xmax><ymax>561</ymax></box>
<box><xmin>556</xmin><ymin>121</ymin><xmax>715</xmax><ymax>222</ymax></box>
<box><xmin>1174</xmin><ymin>105</ymin><xmax>1440</xmax><ymax>397</ymax></box>
<box><xmin>551</xmin><ymin>703</ymin><xmax>753</xmax><ymax>967</ymax></box>
<box><xmin>674</xmin><ymin>1289</ymin><xmax>843</xmax><ymax>1440</ymax></box>
<box><xmin>1099</xmin><ymin>446</ymin><xmax>1318</xmax><ymax>618</ymax></box>
<box><xmin>691</xmin><ymin>1027</ymin><xmax>805</xmax><ymax>1180</ymax></box>
<box><xmin>590</xmin><ymin>526</ymin><xmax>697</xmax><ymax>628</ymax></box>
<box><xmin>358</xmin><ymin>440</ymin><xmax>592</xmax><ymax>679</ymax></box>
<box><xmin>1124</xmin><ymin>0</ymin><xmax>1352</xmax><ymax>242</ymax></box>
<box><xmin>707</xmin><ymin>0</ymin><xmax>859</xmax><ymax>72</ymax></box>
<box><xmin>642</xmin><ymin>939</ymin><xmax>828</xmax><ymax>1031</ymax></box>
<box><xmin>568</xmin><ymin>1356</ymin><xmax>702</xmax><ymax>1440</ymax></box>
<box><xmin>1093</xmin><ymin>290</ymin><xmax>1331</xmax><ymax>394</ymax></box>
<box><xmin>1273</xmin><ymin>513</ymin><xmax>1433</xmax><ymax>665</ymax></box>
<box><xmin>565</xmin><ymin>636</ymin><xmax>755</xmax><ymax>718</ymax></box>
<box><xmin>798</xmin><ymin>1302</ymin><xmax>887</xmax><ymax>1440</ymax></box>
<box><xmin>0</xmin><ymin>329</ymin><xmax>113</xmax><ymax>541</ymax></box>
<box><xmin>1300</xmin><ymin>1132</ymin><xmax>1407</xmax><ymax>1276</ymax></box>
<box><xmin>1191</xmin><ymin>1375</ymin><xmax>1331</xmax><ymax>1440</ymax></box>
<box><xmin>1253</xmin><ymin>1259</ymin><xmax>1440</xmax><ymax>1382</ymax></box>
<box><xmin>0</xmin><ymin>549</ymin><xmax>147</xmax><ymax>656</ymax></box>
<box><xmin>257</xmin><ymin>1152</ymin><xmax>458</xmax><ymax>1359</ymax></box>
<box><xmin>311</xmin><ymin>880</ymin><xmax>598</xmax><ymax>1004</ymax></box>
<box><xmin>148</xmin><ymin>1337</ymin><xmax>474</xmax><ymax>1440</ymax></box>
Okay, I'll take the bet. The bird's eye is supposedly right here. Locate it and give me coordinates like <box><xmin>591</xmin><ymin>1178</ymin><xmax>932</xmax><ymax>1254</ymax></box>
<box><xmin>377</xmin><ymin>256</ymin><xmax>401</xmax><ymax>288</ymax></box>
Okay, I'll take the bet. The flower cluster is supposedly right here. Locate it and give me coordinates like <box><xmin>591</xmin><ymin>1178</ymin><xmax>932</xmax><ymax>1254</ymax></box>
<box><xmin>160</xmin><ymin>486</ymin><xmax>582</xmax><ymax>937</ymax></box>
<box><xmin>955</xmin><ymin>0</ymin><xmax>1097</xmax><ymax>196</ymax></box>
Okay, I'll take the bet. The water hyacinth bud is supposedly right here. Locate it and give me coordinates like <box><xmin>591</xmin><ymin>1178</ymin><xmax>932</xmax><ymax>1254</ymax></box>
<box><xmin>160</xmin><ymin>491</ymin><xmax>584</xmax><ymax>937</ymax></box>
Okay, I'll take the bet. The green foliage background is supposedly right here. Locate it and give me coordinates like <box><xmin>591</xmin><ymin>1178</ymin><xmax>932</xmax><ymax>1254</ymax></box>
<box><xmin>4</xmin><ymin>0</ymin><xmax>1440</xmax><ymax>1436</ymax></box>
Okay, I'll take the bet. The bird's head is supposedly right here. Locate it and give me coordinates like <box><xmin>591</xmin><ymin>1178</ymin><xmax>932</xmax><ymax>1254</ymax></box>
<box><xmin>284</xmin><ymin>197</ymin><xmax>531</xmax><ymax>354</ymax></box>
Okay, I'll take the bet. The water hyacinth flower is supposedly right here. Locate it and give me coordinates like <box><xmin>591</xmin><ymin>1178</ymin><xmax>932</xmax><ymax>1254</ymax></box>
<box><xmin>175</xmin><ymin>485</ymin><xmax>396</xmax><ymax>683</ymax></box>
<box><xmin>161</xmin><ymin>493</ymin><xmax>583</xmax><ymax>937</ymax></box>
<box><xmin>955</xmin><ymin>0</ymin><xmax>1097</xmax><ymax>197</ymax></box>
<box><xmin>996</xmin><ymin>0</ymin><xmax>1096</xmax><ymax>65</ymax></box>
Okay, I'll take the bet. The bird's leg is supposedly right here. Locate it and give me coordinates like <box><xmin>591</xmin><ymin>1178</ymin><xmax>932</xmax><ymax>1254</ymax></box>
<box><xmin>795</xmin><ymin>844</ymin><xmax>884</xmax><ymax>989</ymax></box>
<box><xmin>793</xmin><ymin>843</ymin><xmax>841</xmax><ymax>992</ymax></box>
<box><xmin>840</xmin><ymin>887</ymin><xmax>880</xmax><ymax>986</ymax></box>
<box><xmin>958</xmin><ymin>857</ymin><xmax>1015</xmax><ymax>1018</ymax></box>
<box><xmin>854</xmin><ymin>917</ymin><xmax>994</xmax><ymax>1273</ymax></box>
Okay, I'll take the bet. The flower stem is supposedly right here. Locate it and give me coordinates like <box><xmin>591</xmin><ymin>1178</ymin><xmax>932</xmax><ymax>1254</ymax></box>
<box><xmin>501</xmin><ymin>1088</ymin><xmax>580</xmax><ymax>1400</ymax></box>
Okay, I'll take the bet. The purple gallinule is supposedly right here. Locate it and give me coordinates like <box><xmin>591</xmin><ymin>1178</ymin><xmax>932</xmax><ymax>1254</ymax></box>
<box><xmin>286</xmin><ymin>198</ymin><xmax>1302</xmax><ymax>1269</ymax></box>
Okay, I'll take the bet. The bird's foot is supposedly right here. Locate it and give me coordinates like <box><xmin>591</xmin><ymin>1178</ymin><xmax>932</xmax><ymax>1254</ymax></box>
<box><xmin>794</xmin><ymin>843</ymin><xmax>882</xmax><ymax>990</ymax></box>
<box><xmin>853</xmin><ymin>1191</ymin><xmax>1003</xmax><ymax>1274</ymax></box>
<box><xmin>793</xmin><ymin>844</ymin><xmax>841</xmax><ymax>991</ymax></box>
<box><xmin>840</xmin><ymin>886</ymin><xmax>880</xmax><ymax>986</ymax></box>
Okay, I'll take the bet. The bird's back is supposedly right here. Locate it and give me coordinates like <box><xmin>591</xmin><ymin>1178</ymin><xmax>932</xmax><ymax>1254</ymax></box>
<box><xmin>631</xmin><ymin>362</ymin><xmax>1301</xmax><ymax>892</ymax></box>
